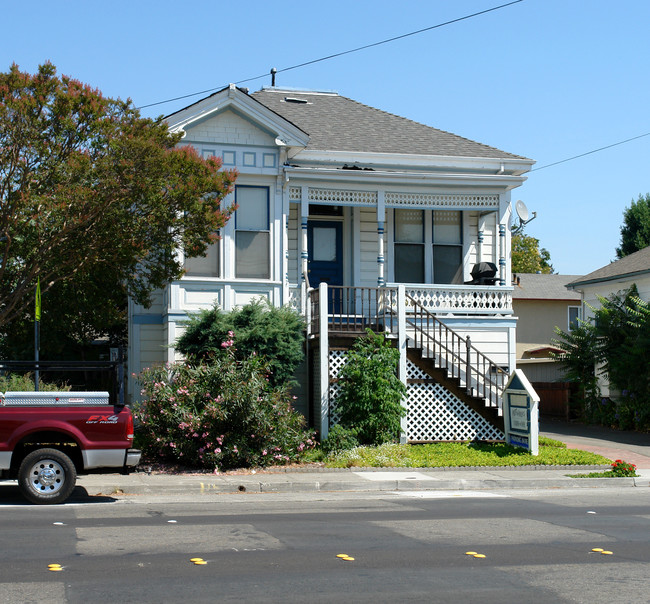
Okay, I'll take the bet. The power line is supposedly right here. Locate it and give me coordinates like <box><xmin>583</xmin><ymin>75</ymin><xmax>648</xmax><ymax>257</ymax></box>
<box><xmin>531</xmin><ymin>131</ymin><xmax>650</xmax><ymax>171</ymax></box>
<box><xmin>137</xmin><ymin>0</ymin><xmax>525</xmax><ymax>110</ymax></box>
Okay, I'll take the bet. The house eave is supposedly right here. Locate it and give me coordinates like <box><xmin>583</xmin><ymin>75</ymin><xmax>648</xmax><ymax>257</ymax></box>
<box><xmin>293</xmin><ymin>150</ymin><xmax>534</xmax><ymax>176</ymax></box>
<box><xmin>567</xmin><ymin>269</ymin><xmax>650</xmax><ymax>290</ymax></box>
<box><xmin>283</xmin><ymin>165</ymin><xmax>527</xmax><ymax>190</ymax></box>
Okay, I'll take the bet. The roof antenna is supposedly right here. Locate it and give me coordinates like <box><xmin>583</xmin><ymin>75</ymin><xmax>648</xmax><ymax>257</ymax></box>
<box><xmin>270</xmin><ymin>67</ymin><xmax>277</xmax><ymax>87</ymax></box>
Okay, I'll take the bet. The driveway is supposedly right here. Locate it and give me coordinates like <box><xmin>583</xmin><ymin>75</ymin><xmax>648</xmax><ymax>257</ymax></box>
<box><xmin>540</xmin><ymin>419</ymin><xmax>650</xmax><ymax>469</ymax></box>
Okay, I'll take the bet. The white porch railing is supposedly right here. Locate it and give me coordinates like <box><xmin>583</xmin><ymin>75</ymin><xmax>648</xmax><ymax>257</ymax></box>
<box><xmin>303</xmin><ymin>283</ymin><xmax>513</xmax><ymax>332</ymax></box>
<box><xmin>397</xmin><ymin>284</ymin><xmax>513</xmax><ymax>315</ymax></box>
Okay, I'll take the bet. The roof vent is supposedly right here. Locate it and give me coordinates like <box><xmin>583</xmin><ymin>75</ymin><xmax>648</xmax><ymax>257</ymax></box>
<box><xmin>284</xmin><ymin>96</ymin><xmax>309</xmax><ymax>104</ymax></box>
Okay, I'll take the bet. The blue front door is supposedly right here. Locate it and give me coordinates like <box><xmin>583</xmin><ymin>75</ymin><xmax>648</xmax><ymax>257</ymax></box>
<box><xmin>307</xmin><ymin>221</ymin><xmax>343</xmax><ymax>287</ymax></box>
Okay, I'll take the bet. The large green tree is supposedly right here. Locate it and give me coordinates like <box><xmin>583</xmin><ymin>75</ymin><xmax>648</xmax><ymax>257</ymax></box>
<box><xmin>511</xmin><ymin>231</ymin><xmax>554</xmax><ymax>274</ymax></box>
<box><xmin>616</xmin><ymin>193</ymin><xmax>650</xmax><ymax>258</ymax></box>
<box><xmin>0</xmin><ymin>63</ymin><xmax>236</xmax><ymax>341</ymax></box>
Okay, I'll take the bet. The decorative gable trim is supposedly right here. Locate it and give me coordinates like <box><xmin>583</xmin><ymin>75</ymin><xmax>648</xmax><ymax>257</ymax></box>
<box><xmin>166</xmin><ymin>84</ymin><xmax>309</xmax><ymax>148</ymax></box>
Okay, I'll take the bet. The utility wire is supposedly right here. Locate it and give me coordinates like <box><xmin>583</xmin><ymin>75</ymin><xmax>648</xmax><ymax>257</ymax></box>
<box><xmin>531</xmin><ymin>131</ymin><xmax>650</xmax><ymax>171</ymax></box>
<box><xmin>138</xmin><ymin>0</ymin><xmax>525</xmax><ymax>110</ymax></box>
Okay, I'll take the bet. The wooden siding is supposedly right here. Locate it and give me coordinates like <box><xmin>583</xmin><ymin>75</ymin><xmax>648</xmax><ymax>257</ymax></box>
<box><xmin>359</xmin><ymin>207</ymin><xmax>379</xmax><ymax>287</ymax></box>
<box><xmin>189</xmin><ymin>108</ymin><xmax>275</xmax><ymax>147</ymax></box>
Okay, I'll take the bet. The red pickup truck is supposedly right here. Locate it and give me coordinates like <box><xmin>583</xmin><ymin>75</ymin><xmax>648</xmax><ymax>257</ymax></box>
<box><xmin>0</xmin><ymin>391</ymin><xmax>140</xmax><ymax>504</ymax></box>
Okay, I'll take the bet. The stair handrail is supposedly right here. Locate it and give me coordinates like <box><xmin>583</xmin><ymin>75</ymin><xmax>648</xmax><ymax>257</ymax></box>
<box><xmin>404</xmin><ymin>293</ymin><xmax>508</xmax><ymax>409</ymax></box>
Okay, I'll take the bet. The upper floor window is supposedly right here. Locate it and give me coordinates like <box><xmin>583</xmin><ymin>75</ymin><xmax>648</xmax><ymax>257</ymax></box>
<box><xmin>235</xmin><ymin>186</ymin><xmax>270</xmax><ymax>279</ymax></box>
<box><xmin>394</xmin><ymin>209</ymin><xmax>424</xmax><ymax>283</ymax></box>
<box><xmin>433</xmin><ymin>210</ymin><xmax>463</xmax><ymax>284</ymax></box>
<box><xmin>392</xmin><ymin>209</ymin><xmax>463</xmax><ymax>284</ymax></box>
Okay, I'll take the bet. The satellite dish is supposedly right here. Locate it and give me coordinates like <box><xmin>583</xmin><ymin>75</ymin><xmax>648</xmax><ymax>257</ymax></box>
<box><xmin>515</xmin><ymin>200</ymin><xmax>530</xmax><ymax>222</ymax></box>
<box><xmin>510</xmin><ymin>200</ymin><xmax>537</xmax><ymax>233</ymax></box>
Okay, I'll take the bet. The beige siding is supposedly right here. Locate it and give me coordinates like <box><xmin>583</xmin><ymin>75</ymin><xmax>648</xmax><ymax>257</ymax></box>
<box><xmin>359</xmin><ymin>207</ymin><xmax>378</xmax><ymax>286</ymax></box>
<box><xmin>513</xmin><ymin>299</ymin><xmax>576</xmax><ymax>358</ymax></box>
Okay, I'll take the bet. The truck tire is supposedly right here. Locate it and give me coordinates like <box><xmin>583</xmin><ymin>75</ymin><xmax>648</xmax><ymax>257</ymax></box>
<box><xmin>18</xmin><ymin>448</ymin><xmax>77</xmax><ymax>505</ymax></box>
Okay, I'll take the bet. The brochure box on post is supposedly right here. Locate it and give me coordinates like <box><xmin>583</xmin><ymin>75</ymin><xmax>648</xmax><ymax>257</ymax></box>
<box><xmin>503</xmin><ymin>369</ymin><xmax>540</xmax><ymax>455</ymax></box>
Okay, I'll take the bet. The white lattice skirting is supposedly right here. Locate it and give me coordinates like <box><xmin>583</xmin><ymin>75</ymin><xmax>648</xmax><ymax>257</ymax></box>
<box><xmin>328</xmin><ymin>350</ymin><xmax>504</xmax><ymax>442</ymax></box>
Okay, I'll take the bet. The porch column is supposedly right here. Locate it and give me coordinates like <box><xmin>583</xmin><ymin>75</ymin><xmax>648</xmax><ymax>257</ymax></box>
<box><xmin>498</xmin><ymin>223</ymin><xmax>506</xmax><ymax>286</ymax></box>
<box><xmin>377</xmin><ymin>191</ymin><xmax>386</xmax><ymax>286</ymax></box>
<box><xmin>300</xmin><ymin>186</ymin><xmax>309</xmax><ymax>312</ymax></box>
<box><xmin>318</xmin><ymin>282</ymin><xmax>330</xmax><ymax>439</ymax></box>
<box><xmin>397</xmin><ymin>285</ymin><xmax>408</xmax><ymax>444</ymax></box>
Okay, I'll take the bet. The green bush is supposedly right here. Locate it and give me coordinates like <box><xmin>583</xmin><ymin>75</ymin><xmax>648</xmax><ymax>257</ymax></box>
<box><xmin>176</xmin><ymin>300</ymin><xmax>305</xmax><ymax>387</ymax></box>
<box><xmin>0</xmin><ymin>373</ymin><xmax>68</xmax><ymax>392</ymax></box>
<box><xmin>554</xmin><ymin>287</ymin><xmax>650</xmax><ymax>430</ymax></box>
<box><xmin>335</xmin><ymin>329</ymin><xmax>406</xmax><ymax>446</ymax></box>
<box><xmin>321</xmin><ymin>425</ymin><xmax>359</xmax><ymax>455</ymax></box>
<box><xmin>135</xmin><ymin>339</ymin><xmax>315</xmax><ymax>471</ymax></box>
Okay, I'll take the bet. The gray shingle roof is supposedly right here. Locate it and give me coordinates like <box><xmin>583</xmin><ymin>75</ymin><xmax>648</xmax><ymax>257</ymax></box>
<box><xmin>512</xmin><ymin>273</ymin><xmax>582</xmax><ymax>300</ymax></box>
<box><xmin>567</xmin><ymin>246</ymin><xmax>650</xmax><ymax>288</ymax></box>
<box><xmin>251</xmin><ymin>88</ymin><xmax>528</xmax><ymax>160</ymax></box>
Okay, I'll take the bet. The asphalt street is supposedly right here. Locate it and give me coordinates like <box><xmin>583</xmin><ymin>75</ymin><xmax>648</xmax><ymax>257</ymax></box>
<box><xmin>0</xmin><ymin>488</ymin><xmax>648</xmax><ymax>603</ymax></box>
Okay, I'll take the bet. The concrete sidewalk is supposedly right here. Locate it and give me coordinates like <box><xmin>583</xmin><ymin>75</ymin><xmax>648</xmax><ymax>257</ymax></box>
<box><xmin>73</xmin><ymin>421</ymin><xmax>650</xmax><ymax>498</ymax></box>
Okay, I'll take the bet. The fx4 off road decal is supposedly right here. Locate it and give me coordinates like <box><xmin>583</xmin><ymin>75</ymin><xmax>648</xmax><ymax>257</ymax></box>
<box><xmin>86</xmin><ymin>414</ymin><xmax>119</xmax><ymax>424</ymax></box>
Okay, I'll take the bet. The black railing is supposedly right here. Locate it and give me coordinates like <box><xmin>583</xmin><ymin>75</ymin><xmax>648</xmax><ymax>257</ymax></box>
<box><xmin>404</xmin><ymin>293</ymin><xmax>507</xmax><ymax>408</ymax></box>
<box><xmin>308</xmin><ymin>286</ymin><xmax>398</xmax><ymax>336</ymax></box>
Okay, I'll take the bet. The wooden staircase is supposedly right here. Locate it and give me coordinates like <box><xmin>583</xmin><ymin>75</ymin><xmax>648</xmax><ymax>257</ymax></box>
<box><xmin>404</xmin><ymin>293</ymin><xmax>506</xmax><ymax>433</ymax></box>
<box><xmin>308</xmin><ymin>284</ymin><xmax>509</xmax><ymax>439</ymax></box>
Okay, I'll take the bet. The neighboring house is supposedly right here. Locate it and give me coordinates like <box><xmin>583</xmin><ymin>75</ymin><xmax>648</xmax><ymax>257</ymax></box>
<box><xmin>128</xmin><ymin>84</ymin><xmax>534</xmax><ymax>442</ymax></box>
<box><xmin>566</xmin><ymin>245</ymin><xmax>650</xmax><ymax>397</ymax></box>
<box><xmin>567</xmin><ymin>246</ymin><xmax>650</xmax><ymax>313</ymax></box>
<box><xmin>512</xmin><ymin>273</ymin><xmax>581</xmax><ymax>381</ymax></box>
<box><xmin>512</xmin><ymin>273</ymin><xmax>582</xmax><ymax>418</ymax></box>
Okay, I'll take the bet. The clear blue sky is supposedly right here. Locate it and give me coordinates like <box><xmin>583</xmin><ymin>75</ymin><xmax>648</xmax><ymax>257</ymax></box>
<box><xmin>4</xmin><ymin>0</ymin><xmax>649</xmax><ymax>275</ymax></box>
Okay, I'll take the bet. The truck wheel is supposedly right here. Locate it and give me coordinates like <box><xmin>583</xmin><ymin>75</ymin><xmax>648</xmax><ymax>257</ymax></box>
<box><xmin>18</xmin><ymin>448</ymin><xmax>77</xmax><ymax>505</ymax></box>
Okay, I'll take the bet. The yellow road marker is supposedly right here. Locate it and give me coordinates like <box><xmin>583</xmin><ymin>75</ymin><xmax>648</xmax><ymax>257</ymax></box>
<box><xmin>48</xmin><ymin>564</ymin><xmax>62</xmax><ymax>569</ymax></box>
<box><xmin>336</xmin><ymin>554</ymin><xmax>349</xmax><ymax>558</ymax></box>
<box><xmin>190</xmin><ymin>558</ymin><xmax>204</xmax><ymax>562</ymax></box>
<box><xmin>473</xmin><ymin>554</ymin><xmax>486</xmax><ymax>558</ymax></box>
<box><xmin>465</xmin><ymin>551</ymin><xmax>478</xmax><ymax>556</ymax></box>
<box><xmin>591</xmin><ymin>548</ymin><xmax>604</xmax><ymax>552</ymax></box>
<box><xmin>601</xmin><ymin>551</ymin><xmax>613</xmax><ymax>555</ymax></box>
<box><xmin>341</xmin><ymin>557</ymin><xmax>355</xmax><ymax>561</ymax></box>
<box><xmin>194</xmin><ymin>560</ymin><xmax>208</xmax><ymax>565</ymax></box>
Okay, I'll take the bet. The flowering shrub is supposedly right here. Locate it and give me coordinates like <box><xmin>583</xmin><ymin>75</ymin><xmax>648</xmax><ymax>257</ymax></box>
<box><xmin>135</xmin><ymin>336</ymin><xmax>315</xmax><ymax>471</ymax></box>
<box><xmin>610</xmin><ymin>459</ymin><xmax>637</xmax><ymax>477</ymax></box>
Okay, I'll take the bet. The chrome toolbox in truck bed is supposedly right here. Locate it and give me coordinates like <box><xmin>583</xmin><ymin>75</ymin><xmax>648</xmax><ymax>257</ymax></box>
<box><xmin>1</xmin><ymin>391</ymin><xmax>111</xmax><ymax>406</ymax></box>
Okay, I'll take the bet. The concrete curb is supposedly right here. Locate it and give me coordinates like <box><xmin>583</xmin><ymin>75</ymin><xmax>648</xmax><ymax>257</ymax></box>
<box><xmin>75</xmin><ymin>468</ymin><xmax>648</xmax><ymax>498</ymax></box>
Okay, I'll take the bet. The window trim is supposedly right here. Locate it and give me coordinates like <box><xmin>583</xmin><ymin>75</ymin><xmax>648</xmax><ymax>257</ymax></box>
<box><xmin>394</xmin><ymin>209</ymin><xmax>425</xmax><ymax>283</ymax></box>
<box><xmin>234</xmin><ymin>185</ymin><xmax>271</xmax><ymax>280</ymax></box>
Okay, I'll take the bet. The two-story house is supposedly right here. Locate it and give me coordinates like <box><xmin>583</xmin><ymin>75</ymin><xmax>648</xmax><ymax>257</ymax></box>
<box><xmin>128</xmin><ymin>84</ymin><xmax>534</xmax><ymax>442</ymax></box>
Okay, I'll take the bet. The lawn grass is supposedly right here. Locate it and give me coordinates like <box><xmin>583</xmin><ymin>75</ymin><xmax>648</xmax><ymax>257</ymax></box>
<box><xmin>325</xmin><ymin>436</ymin><xmax>611</xmax><ymax>469</ymax></box>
